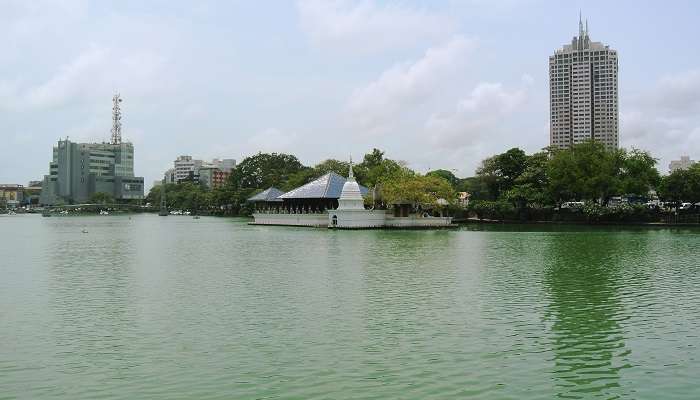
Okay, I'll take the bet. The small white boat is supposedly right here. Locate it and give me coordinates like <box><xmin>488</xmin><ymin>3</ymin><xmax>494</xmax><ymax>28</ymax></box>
<box><xmin>81</xmin><ymin>228</ymin><xmax>89</xmax><ymax>233</ymax></box>
<box><xmin>99</xmin><ymin>210</ymin><xmax>109</xmax><ymax>215</ymax></box>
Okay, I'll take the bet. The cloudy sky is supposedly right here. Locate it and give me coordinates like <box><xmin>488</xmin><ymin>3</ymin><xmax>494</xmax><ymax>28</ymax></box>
<box><xmin>2</xmin><ymin>0</ymin><xmax>700</xmax><ymax>188</ymax></box>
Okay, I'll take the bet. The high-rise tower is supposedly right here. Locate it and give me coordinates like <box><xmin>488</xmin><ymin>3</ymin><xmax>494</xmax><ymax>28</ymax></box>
<box><xmin>549</xmin><ymin>15</ymin><xmax>618</xmax><ymax>149</ymax></box>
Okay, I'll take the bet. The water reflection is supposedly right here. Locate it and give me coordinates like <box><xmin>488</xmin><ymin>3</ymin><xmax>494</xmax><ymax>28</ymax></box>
<box><xmin>46</xmin><ymin>217</ymin><xmax>137</xmax><ymax>380</ymax></box>
<box><xmin>542</xmin><ymin>232</ymin><xmax>649</xmax><ymax>399</ymax></box>
<box><xmin>332</xmin><ymin>230</ymin><xmax>464</xmax><ymax>396</ymax></box>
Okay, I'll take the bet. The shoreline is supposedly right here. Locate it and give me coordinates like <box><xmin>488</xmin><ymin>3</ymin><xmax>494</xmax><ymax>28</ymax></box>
<box><xmin>457</xmin><ymin>217</ymin><xmax>700</xmax><ymax>228</ymax></box>
<box><xmin>11</xmin><ymin>211</ymin><xmax>700</xmax><ymax>229</ymax></box>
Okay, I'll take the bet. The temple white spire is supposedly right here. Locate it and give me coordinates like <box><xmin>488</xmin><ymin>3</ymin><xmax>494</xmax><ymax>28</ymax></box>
<box><xmin>337</xmin><ymin>156</ymin><xmax>364</xmax><ymax>210</ymax></box>
<box><xmin>348</xmin><ymin>156</ymin><xmax>355</xmax><ymax>181</ymax></box>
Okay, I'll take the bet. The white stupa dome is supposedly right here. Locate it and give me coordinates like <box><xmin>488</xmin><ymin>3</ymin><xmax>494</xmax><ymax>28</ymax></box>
<box><xmin>337</xmin><ymin>160</ymin><xmax>365</xmax><ymax>210</ymax></box>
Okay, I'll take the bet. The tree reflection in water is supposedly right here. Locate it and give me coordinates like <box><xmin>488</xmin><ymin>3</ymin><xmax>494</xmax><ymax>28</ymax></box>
<box><xmin>543</xmin><ymin>232</ymin><xmax>647</xmax><ymax>399</ymax></box>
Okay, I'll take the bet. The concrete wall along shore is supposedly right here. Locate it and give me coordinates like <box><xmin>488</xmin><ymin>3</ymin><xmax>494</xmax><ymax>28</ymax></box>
<box><xmin>252</xmin><ymin>211</ymin><xmax>453</xmax><ymax>229</ymax></box>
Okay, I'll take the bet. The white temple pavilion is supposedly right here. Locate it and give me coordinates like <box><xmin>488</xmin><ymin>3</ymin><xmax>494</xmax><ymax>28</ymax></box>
<box><xmin>249</xmin><ymin>162</ymin><xmax>453</xmax><ymax>229</ymax></box>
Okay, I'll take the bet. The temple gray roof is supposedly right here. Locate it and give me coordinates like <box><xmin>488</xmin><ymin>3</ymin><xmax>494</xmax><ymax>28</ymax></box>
<box><xmin>279</xmin><ymin>172</ymin><xmax>369</xmax><ymax>199</ymax></box>
<box><xmin>247</xmin><ymin>187</ymin><xmax>284</xmax><ymax>202</ymax></box>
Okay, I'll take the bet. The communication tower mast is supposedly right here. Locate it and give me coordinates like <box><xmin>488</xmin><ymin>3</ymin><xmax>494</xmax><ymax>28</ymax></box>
<box><xmin>111</xmin><ymin>93</ymin><xmax>123</xmax><ymax>145</ymax></box>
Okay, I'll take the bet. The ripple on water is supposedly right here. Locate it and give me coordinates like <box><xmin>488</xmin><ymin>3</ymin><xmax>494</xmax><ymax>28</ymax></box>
<box><xmin>1</xmin><ymin>217</ymin><xmax>699</xmax><ymax>399</ymax></box>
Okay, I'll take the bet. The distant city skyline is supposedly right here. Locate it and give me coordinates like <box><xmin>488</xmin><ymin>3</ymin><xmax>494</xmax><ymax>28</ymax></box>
<box><xmin>1</xmin><ymin>1</ymin><xmax>700</xmax><ymax>189</ymax></box>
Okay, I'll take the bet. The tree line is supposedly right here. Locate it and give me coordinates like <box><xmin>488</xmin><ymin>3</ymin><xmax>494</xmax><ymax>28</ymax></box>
<box><xmin>146</xmin><ymin>149</ymin><xmax>455</xmax><ymax>215</ymax></box>
<box><xmin>145</xmin><ymin>142</ymin><xmax>700</xmax><ymax>222</ymax></box>
<box><xmin>464</xmin><ymin>141</ymin><xmax>700</xmax><ymax>222</ymax></box>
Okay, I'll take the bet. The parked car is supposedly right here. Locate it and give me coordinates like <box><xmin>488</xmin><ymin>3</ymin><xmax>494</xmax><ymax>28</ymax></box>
<box><xmin>645</xmin><ymin>201</ymin><xmax>660</xmax><ymax>209</ymax></box>
<box><xmin>608</xmin><ymin>196</ymin><xmax>626</xmax><ymax>207</ymax></box>
<box><xmin>561</xmin><ymin>201</ymin><xmax>585</xmax><ymax>209</ymax></box>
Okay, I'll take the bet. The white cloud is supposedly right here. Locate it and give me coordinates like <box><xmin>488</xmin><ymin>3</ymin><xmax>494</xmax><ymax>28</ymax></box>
<box><xmin>0</xmin><ymin>4</ymin><xmax>189</xmax><ymax>187</ymax></box>
<box><xmin>246</xmin><ymin>128</ymin><xmax>300</xmax><ymax>154</ymax></box>
<box><xmin>346</xmin><ymin>36</ymin><xmax>475</xmax><ymax>133</ymax></box>
<box><xmin>427</xmin><ymin>78</ymin><xmax>529</xmax><ymax>145</ymax></box>
<box><xmin>621</xmin><ymin>69</ymin><xmax>700</xmax><ymax>173</ymax></box>
<box><xmin>423</xmin><ymin>76</ymin><xmax>532</xmax><ymax>175</ymax></box>
<box><xmin>1</xmin><ymin>1</ymin><xmax>88</xmax><ymax>39</ymax></box>
<box><xmin>0</xmin><ymin>46</ymin><xmax>171</xmax><ymax>111</ymax></box>
<box><xmin>647</xmin><ymin>69</ymin><xmax>700</xmax><ymax>115</ymax></box>
<box><xmin>182</xmin><ymin>103</ymin><xmax>207</xmax><ymax>121</ymax></box>
<box><xmin>23</xmin><ymin>46</ymin><xmax>110</xmax><ymax>108</ymax></box>
<box><xmin>297</xmin><ymin>0</ymin><xmax>455</xmax><ymax>53</ymax></box>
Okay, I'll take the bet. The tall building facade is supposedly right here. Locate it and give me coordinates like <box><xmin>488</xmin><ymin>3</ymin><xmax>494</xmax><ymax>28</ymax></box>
<box><xmin>40</xmin><ymin>140</ymin><xmax>144</xmax><ymax>205</ymax></box>
<box><xmin>550</xmin><ymin>17</ymin><xmax>619</xmax><ymax>149</ymax></box>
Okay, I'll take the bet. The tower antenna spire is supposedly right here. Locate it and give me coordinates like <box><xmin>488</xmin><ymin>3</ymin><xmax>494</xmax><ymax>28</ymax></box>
<box><xmin>111</xmin><ymin>93</ymin><xmax>123</xmax><ymax>145</ymax></box>
<box><xmin>578</xmin><ymin>10</ymin><xmax>583</xmax><ymax>37</ymax></box>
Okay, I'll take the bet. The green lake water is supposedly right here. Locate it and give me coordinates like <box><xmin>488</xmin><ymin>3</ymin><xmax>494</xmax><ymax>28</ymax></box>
<box><xmin>1</xmin><ymin>214</ymin><xmax>699</xmax><ymax>399</ymax></box>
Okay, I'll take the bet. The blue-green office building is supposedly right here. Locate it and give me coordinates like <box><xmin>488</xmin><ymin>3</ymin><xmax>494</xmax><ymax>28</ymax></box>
<box><xmin>40</xmin><ymin>139</ymin><xmax>144</xmax><ymax>205</ymax></box>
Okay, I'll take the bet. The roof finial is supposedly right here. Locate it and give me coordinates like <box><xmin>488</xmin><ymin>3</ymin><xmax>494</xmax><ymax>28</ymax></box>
<box><xmin>585</xmin><ymin>18</ymin><xmax>589</xmax><ymax>37</ymax></box>
<box><xmin>348</xmin><ymin>155</ymin><xmax>354</xmax><ymax>180</ymax></box>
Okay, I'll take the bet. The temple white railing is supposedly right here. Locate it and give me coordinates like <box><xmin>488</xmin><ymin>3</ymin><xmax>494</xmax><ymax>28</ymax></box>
<box><xmin>251</xmin><ymin>212</ymin><xmax>329</xmax><ymax>227</ymax></box>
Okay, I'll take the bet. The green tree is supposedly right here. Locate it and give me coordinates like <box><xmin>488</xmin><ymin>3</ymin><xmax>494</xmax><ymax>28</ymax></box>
<box><xmin>505</xmin><ymin>151</ymin><xmax>551</xmax><ymax>209</ymax></box>
<box><xmin>313</xmin><ymin>159</ymin><xmax>350</xmax><ymax>177</ymax></box>
<box><xmin>228</xmin><ymin>152</ymin><xmax>305</xmax><ymax>190</ymax></box>
<box><xmin>476</xmin><ymin>147</ymin><xmax>528</xmax><ymax>200</ymax></box>
<box><xmin>362</xmin><ymin>148</ymin><xmax>385</xmax><ymax>168</ymax></box>
<box><xmin>380</xmin><ymin>175</ymin><xmax>456</xmax><ymax>208</ymax></box>
<box><xmin>619</xmin><ymin>148</ymin><xmax>660</xmax><ymax>196</ymax></box>
<box><xmin>459</xmin><ymin>176</ymin><xmax>490</xmax><ymax>200</ymax></box>
<box><xmin>209</xmin><ymin>184</ymin><xmax>237</xmax><ymax>212</ymax></box>
<box><xmin>145</xmin><ymin>182</ymin><xmax>210</xmax><ymax>212</ymax></box>
<box><xmin>222</xmin><ymin>152</ymin><xmax>307</xmax><ymax>213</ymax></box>
<box><xmin>688</xmin><ymin>164</ymin><xmax>700</xmax><ymax>203</ymax></box>
<box><xmin>548</xmin><ymin>141</ymin><xmax>623</xmax><ymax>204</ymax></box>
<box><xmin>426</xmin><ymin>169</ymin><xmax>459</xmax><ymax>187</ymax></box>
<box><xmin>658</xmin><ymin>164</ymin><xmax>700</xmax><ymax>205</ymax></box>
<box><xmin>360</xmin><ymin>158</ymin><xmax>410</xmax><ymax>188</ymax></box>
<box><xmin>89</xmin><ymin>192</ymin><xmax>114</xmax><ymax>204</ymax></box>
